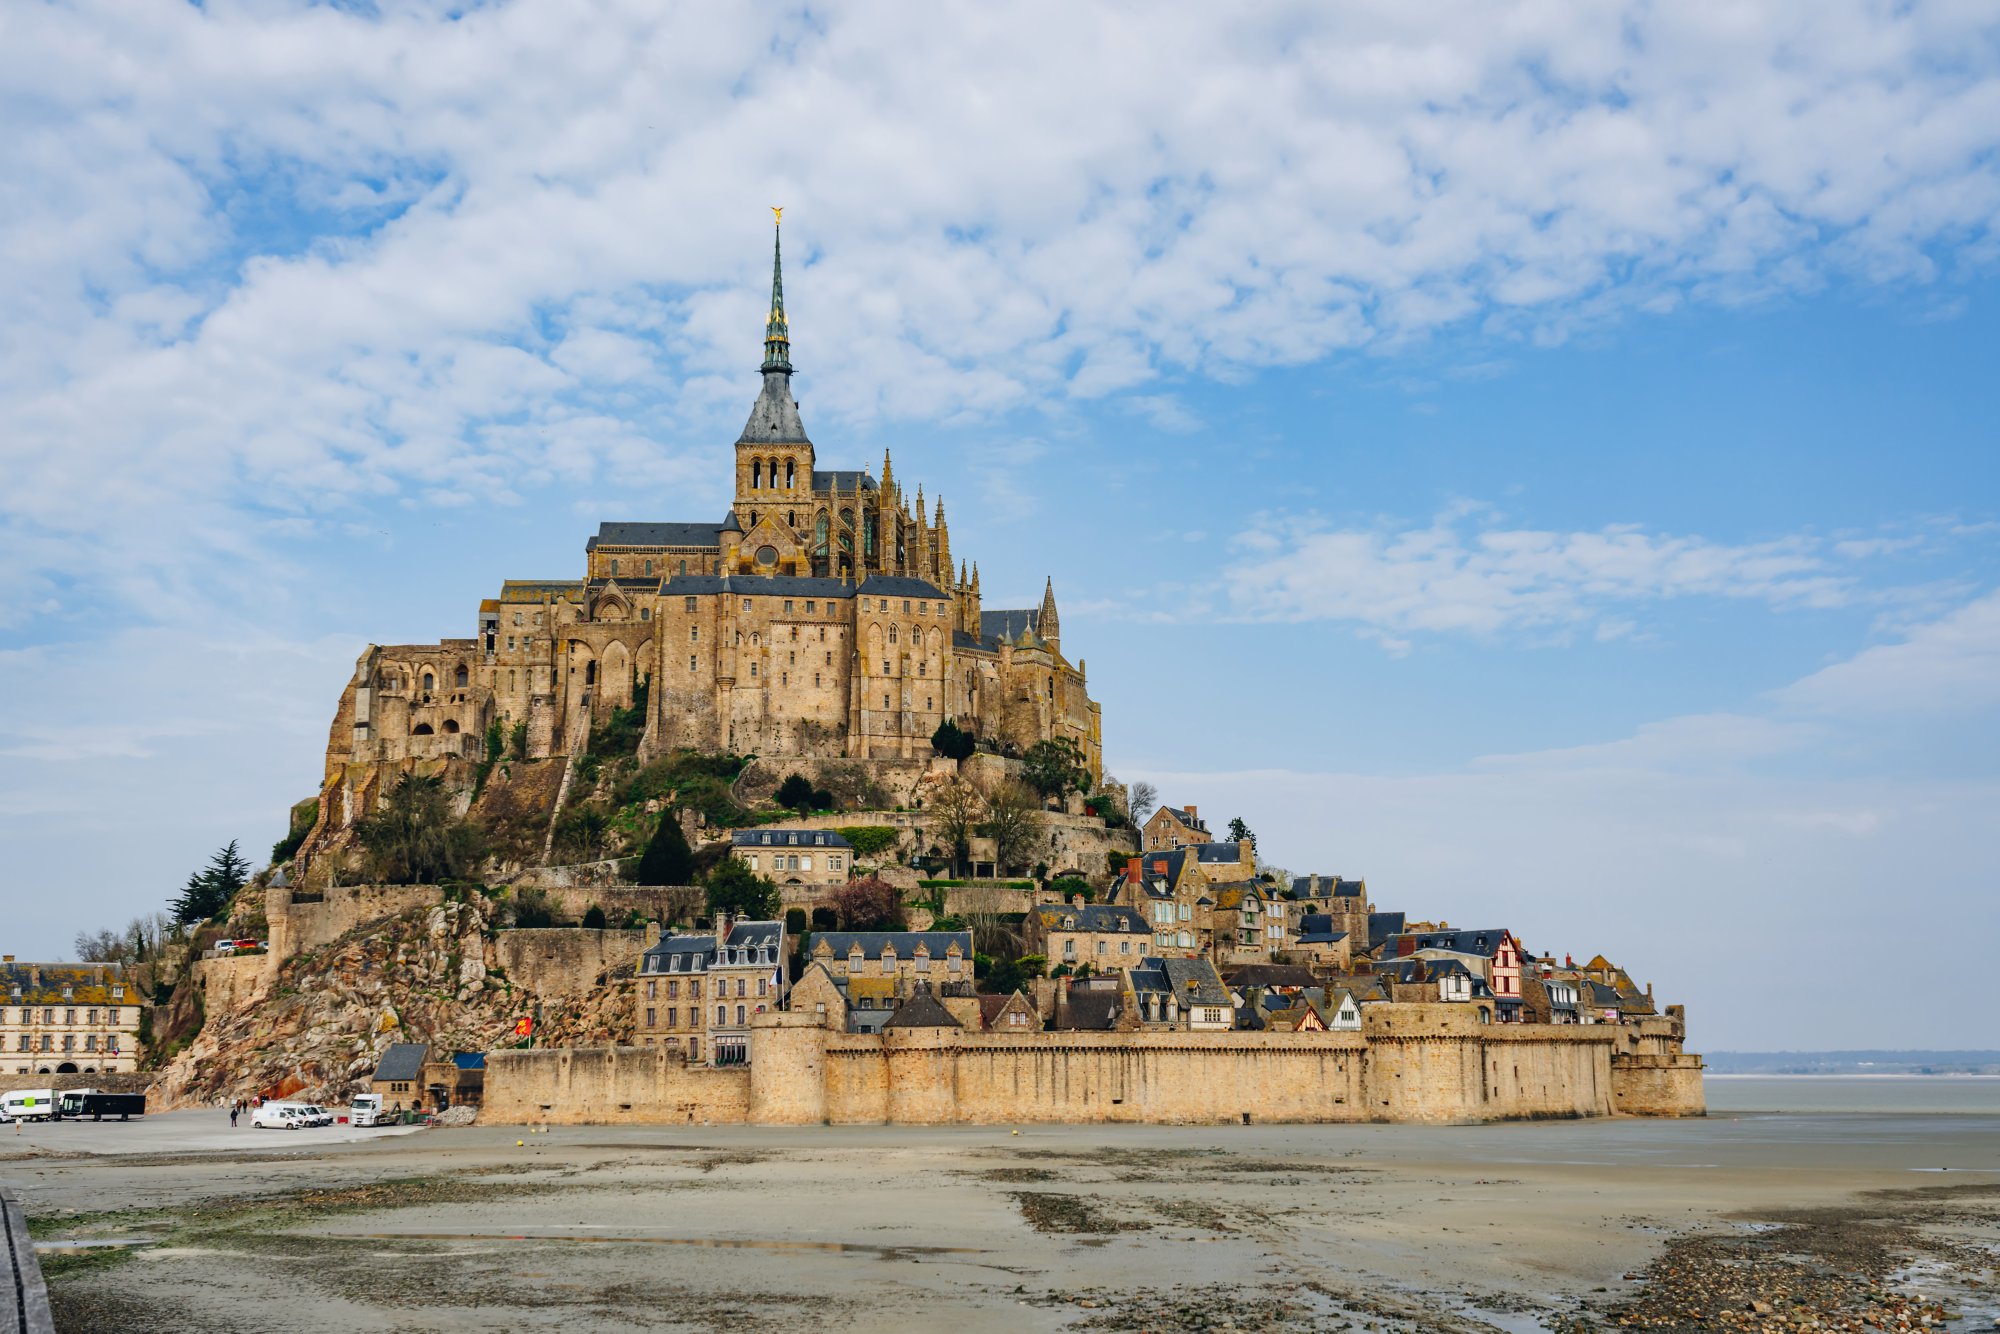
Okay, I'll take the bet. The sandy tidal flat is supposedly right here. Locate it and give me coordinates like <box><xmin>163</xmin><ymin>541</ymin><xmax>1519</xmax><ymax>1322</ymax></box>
<box><xmin>6</xmin><ymin>1111</ymin><xmax>1999</xmax><ymax>1332</ymax></box>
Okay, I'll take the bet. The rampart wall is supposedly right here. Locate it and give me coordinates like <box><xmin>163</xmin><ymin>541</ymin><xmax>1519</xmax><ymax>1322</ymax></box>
<box><xmin>484</xmin><ymin>1006</ymin><xmax>1702</xmax><ymax>1126</ymax></box>
<box><xmin>493</xmin><ymin>928</ymin><xmax>649</xmax><ymax>996</ymax></box>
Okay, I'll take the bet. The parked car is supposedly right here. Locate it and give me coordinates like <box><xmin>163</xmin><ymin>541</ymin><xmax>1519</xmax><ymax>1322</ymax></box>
<box><xmin>298</xmin><ymin>1104</ymin><xmax>334</xmax><ymax>1126</ymax></box>
<box><xmin>213</xmin><ymin>941</ymin><xmax>237</xmax><ymax>956</ymax></box>
<box><xmin>251</xmin><ymin>1101</ymin><xmax>310</xmax><ymax>1129</ymax></box>
<box><xmin>0</xmin><ymin>1089</ymin><xmax>57</xmax><ymax>1123</ymax></box>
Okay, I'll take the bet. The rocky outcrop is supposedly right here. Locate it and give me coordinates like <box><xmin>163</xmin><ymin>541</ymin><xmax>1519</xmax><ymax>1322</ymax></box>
<box><xmin>150</xmin><ymin>895</ymin><xmax>635</xmax><ymax>1110</ymax></box>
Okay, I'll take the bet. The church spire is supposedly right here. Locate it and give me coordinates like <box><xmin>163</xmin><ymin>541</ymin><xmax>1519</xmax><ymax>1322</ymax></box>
<box><xmin>1039</xmin><ymin>577</ymin><xmax>1061</xmax><ymax>648</ymax></box>
<box><xmin>762</xmin><ymin>207</ymin><xmax>791</xmax><ymax>374</ymax></box>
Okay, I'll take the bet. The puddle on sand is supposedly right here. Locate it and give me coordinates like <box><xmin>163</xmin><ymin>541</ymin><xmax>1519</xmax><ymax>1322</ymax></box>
<box><xmin>341</xmin><ymin>1231</ymin><xmax>984</xmax><ymax>1259</ymax></box>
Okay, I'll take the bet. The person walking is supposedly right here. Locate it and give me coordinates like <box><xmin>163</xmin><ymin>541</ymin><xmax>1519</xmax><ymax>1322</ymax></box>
<box><xmin>229</xmin><ymin>1102</ymin><xmax>239</xmax><ymax>1128</ymax></box>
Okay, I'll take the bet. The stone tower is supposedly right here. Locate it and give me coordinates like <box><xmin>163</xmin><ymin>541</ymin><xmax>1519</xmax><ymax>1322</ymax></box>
<box><xmin>734</xmin><ymin>210</ymin><xmax>815</xmax><ymax>538</ymax></box>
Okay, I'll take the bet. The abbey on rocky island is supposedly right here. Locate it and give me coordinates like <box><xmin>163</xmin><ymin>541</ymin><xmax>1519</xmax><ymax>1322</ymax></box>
<box><xmin>325</xmin><ymin>217</ymin><xmax>1102</xmax><ymax>782</ymax></box>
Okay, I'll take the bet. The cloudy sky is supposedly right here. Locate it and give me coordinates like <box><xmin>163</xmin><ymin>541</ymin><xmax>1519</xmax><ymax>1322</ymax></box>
<box><xmin>3</xmin><ymin>2</ymin><xmax>1996</xmax><ymax>1051</ymax></box>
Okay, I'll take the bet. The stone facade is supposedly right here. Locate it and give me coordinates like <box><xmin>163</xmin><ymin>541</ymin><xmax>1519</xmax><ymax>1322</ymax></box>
<box><xmin>314</xmin><ymin>220</ymin><xmax>1102</xmax><ymax>846</ymax></box>
<box><xmin>0</xmin><ymin>960</ymin><xmax>143</xmax><ymax>1076</ymax></box>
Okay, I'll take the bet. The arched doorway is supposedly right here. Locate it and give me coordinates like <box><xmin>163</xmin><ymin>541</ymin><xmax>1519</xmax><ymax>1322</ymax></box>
<box><xmin>56</xmin><ymin>1062</ymin><xmax>78</xmax><ymax>1074</ymax></box>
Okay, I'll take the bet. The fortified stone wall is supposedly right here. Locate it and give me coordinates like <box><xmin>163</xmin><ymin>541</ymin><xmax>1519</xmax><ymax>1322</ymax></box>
<box><xmin>484</xmin><ymin>1005</ymin><xmax>1699</xmax><ymax>1126</ymax></box>
<box><xmin>190</xmin><ymin>955</ymin><xmax>273</xmax><ymax>1013</ymax></box>
<box><xmin>269</xmin><ymin>883</ymin><xmax>448</xmax><ymax>960</ymax></box>
<box><xmin>482</xmin><ymin>1047</ymin><xmax>751</xmax><ymax>1124</ymax></box>
<box><xmin>493</xmin><ymin>929</ymin><xmax>649</xmax><ymax>996</ymax></box>
<box><xmin>1608</xmin><ymin>1055</ymin><xmax>1706</xmax><ymax>1117</ymax></box>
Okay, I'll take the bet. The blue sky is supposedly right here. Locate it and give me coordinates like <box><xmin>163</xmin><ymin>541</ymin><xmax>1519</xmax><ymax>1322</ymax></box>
<box><xmin>2</xmin><ymin>2</ymin><xmax>1997</xmax><ymax>1050</ymax></box>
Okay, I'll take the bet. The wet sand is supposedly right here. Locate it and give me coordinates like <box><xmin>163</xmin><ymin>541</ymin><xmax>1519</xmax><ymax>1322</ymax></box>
<box><xmin>7</xmin><ymin>1111</ymin><xmax>1999</xmax><ymax>1332</ymax></box>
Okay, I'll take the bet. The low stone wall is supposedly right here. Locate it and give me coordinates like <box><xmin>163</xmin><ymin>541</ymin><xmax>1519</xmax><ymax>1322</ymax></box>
<box><xmin>269</xmin><ymin>883</ymin><xmax>447</xmax><ymax>960</ymax></box>
<box><xmin>493</xmin><ymin>928</ymin><xmax>649</xmax><ymax>996</ymax></box>
<box><xmin>483</xmin><ymin>1006</ymin><xmax>1701</xmax><ymax>1126</ymax></box>
<box><xmin>482</xmin><ymin>1047</ymin><xmax>751</xmax><ymax>1124</ymax></box>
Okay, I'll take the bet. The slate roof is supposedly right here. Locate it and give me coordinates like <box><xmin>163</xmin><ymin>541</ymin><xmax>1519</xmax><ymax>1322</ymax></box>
<box><xmin>721</xmin><ymin>920</ymin><xmax>784</xmax><ymax>952</ymax></box>
<box><xmin>658</xmin><ymin>573</ymin><xmax>855</xmax><ymax>598</ymax></box>
<box><xmin>738</xmin><ymin>368</ymin><xmax>812</xmax><ymax>445</ymax></box>
<box><xmin>1266</xmin><ymin>1004</ymin><xmax>1324</xmax><ymax>1032</ymax></box>
<box><xmin>1158</xmin><ymin>805</ymin><xmax>1207</xmax><ymax>833</ymax></box>
<box><xmin>857</xmin><ymin>576</ymin><xmax>949</xmax><ymax>599</ymax></box>
<box><xmin>976</xmin><ymin>993</ymin><xmax>1033</xmax><ymax>1029</ymax></box>
<box><xmin>1290</xmin><ymin>875</ymin><xmax>1365</xmax><ymax>899</ymax></box>
<box><xmin>813</xmin><ymin>469</ymin><xmax>877</xmax><ymax>492</ymax></box>
<box><xmin>372</xmin><ymin>1043</ymin><xmax>429</xmax><ymax>1083</ymax></box>
<box><xmin>1297</xmin><ymin>914</ymin><xmax>1349</xmax><ymax>945</ymax></box>
<box><xmin>882</xmin><ymin>987</ymin><xmax>961</xmax><ymax>1029</ymax></box>
<box><xmin>1366</xmin><ymin>912</ymin><xmax>1406</xmax><ymax>949</ymax></box>
<box><xmin>1223</xmin><ymin>964</ymin><xmax>1318</xmax><ymax>989</ymax></box>
<box><xmin>813</xmin><ymin>930</ymin><xmax>972</xmax><ymax>961</ymax></box>
<box><xmin>980</xmin><ymin>608</ymin><xmax>1041</xmax><ymax>643</ymax></box>
<box><xmin>590</xmin><ymin>521</ymin><xmax>727</xmax><ymax>550</ymax></box>
<box><xmin>732</xmin><ymin>828</ymin><xmax>853</xmax><ymax>849</ymax></box>
<box><xmin>1402</xmin><ymin>928</ymin><xmax>1513</xmax><ymax>958</ymax></box>
<box><xmin>1056</xmin><ymin>990</ymin><xmax>1122</xmax><ymax>1031</ymax></box>
<box><xmin>1584</xmin><ymin>981</ymin><xmax>1625</xmax><ymax>1008</ymax></box>
<box><xmin>1195</xmin><ymin>841</ymin><xmax>1249</xmax><ymax>864</ymax></box>
<box><xmin>1</xmin><ymin>961</ymin><xmax>131</xmax><ymax>1005</ymax></box>
<box><xmin>1133</xmin><ymin>849</ymin><xmax>1187</xmax><ymax>887</ymax></box>
<box><xmin>641</xmin><ymin>934</ymin><xmax>716</xmax><ymax>974</ymax></box>
<box><xmin>1158</xmin><ymin>956</ymin><xmax>1230</xmax><ymax>1006</ymax></box>
<box><xmin>1031</xmin><ymin>904</ymin><xmax>1147</xmax><ymax>934</ymax></box>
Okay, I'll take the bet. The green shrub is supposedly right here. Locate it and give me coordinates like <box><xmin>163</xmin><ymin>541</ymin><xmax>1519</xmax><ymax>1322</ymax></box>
<box><xmin>636</xmin><ymin>810</ymin><xmax>695</xmax><ymax>885</ymax></box>
<box><xmin>837</xmin><ymin>826</ymin><xmax>900</xmax><ymax>858</ymax></box>
<box><xmin>270</xmin><ymin>798</ymin><xmax>319</xmax><ymax>866</ymax></box>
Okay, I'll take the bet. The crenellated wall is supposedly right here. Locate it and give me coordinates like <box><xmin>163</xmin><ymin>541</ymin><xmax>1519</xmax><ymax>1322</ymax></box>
<box><xmin>486</xmin><ymin>1005</ymin><xmax>1703</xmax><ymax>1126</ymax></box>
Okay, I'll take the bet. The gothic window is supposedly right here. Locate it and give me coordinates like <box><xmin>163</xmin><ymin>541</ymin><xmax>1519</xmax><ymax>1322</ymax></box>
<box><xmin>888</xmin><ymin>626</ymin><xmax>897</xmax><ymax>645</ymax></box>
<box><xmin>814</xmin><ymin>512</ymin><xmax>829</xmax><ymax>555</ymax></box>
<box><xmin>454</xmin><ymin>664</ymin><xmax>468</xmax><ymax>688</ymax></box>
<box><xmin>785</xmin><ymin>460</ymin><xmax>795</xmax><ymax>489</ymax></box>
<box><xmin>421</xmin><ymin>671</ymin><xmax>434</xmax><ymax>692</ymax></box>
<box><xmin>644</xmin><ymin>560</ymin><xmax>653</xmax><ymax>576</ymax></box>
<box><xmin>752</xmin><ymin>460</ymin><xmax>762</xmax><ymax>489</ymax></box>
<box><xmin>862</xmin><ymin>509</ymin><xmax>876</xmax><ymax>557</ymax></box>
<box><xmin>610</xmin><ymin>559</ymin><xmax>619</xmax><ymax>576</ymax></box>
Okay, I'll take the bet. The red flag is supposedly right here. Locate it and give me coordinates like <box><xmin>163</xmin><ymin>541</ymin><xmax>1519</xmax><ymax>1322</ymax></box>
<box><xmin>514</xmin><ymin>1015</ymin><xmax>534</xmax><ymax>1038</ymax></box>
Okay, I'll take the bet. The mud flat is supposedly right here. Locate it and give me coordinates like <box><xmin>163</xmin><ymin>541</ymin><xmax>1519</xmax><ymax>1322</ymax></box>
<box><xmin>6</xmin><ymin>1111</ymin><xmax>1997</xmax><ymax>1332</ymax></box>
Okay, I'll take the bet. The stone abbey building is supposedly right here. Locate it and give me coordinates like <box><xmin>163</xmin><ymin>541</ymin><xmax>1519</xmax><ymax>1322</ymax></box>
<box><xmin>325</xmin><ymin>219</ymin><xmax>1101</xmax><ymax>782</ymax></box>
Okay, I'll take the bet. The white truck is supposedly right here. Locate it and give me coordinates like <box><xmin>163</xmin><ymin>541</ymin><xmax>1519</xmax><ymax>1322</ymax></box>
<box><xmin>0</xmin><ymin>1088</ymin><xmax>57</xmax><ymax>1122</ymax></box>
<box><xmin>349</xmin><ymin>1093</ymin><xmax>385</xmax><ymax>1127</ymax></box>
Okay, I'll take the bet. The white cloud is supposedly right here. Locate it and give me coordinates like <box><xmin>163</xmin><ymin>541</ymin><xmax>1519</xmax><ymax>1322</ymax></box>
<box><xmin>0</xmin><ymin>1</ymin><xmax>1996</xmax><ymax>619</ymax></box>
<box><xmin>1215</xmin><ymin>505</ymin><xmax>1887</xmax><ymax>642</ymax></box>
<box><xmin>1776</xmin><ymin>587</ymin><xmax>2000</xmax><ymax>715</ymax></box>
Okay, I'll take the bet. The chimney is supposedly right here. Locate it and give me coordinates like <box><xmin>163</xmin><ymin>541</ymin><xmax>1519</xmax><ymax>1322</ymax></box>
<box><xmin>1185</xmin><ymin>805</ymin><xmax>1196</xmax><ymax>818</ymax></box>
<box><xmin>644</xmin><ymin>920</ymin><xmax>662</xmax><ymax>948</ymax></box>
<box><xmin>1126</xmin><ymin>856</ymin><xmax>1140</xmax><ymax>883</ymax></box>
<box><xmin>1071</xmin><ymin>892</ymin><xmax>1085</xmax><ymax>909</ymax></box>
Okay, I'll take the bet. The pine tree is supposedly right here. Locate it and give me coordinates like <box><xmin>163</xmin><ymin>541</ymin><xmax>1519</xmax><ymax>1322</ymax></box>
<box><xmin>636</xmin><ymin>809</ymin><xmax>695</xmax><ymax>886</ymax></box>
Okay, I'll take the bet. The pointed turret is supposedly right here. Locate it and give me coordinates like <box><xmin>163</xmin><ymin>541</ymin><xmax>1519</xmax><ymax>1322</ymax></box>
<box><xmin>762</xmin><ymin>209</ymin><xmax>791</xmax><ymax>374</ymax></box>
<box><xmin>880</xmin><ymin>449</ymin><xmax>894</xmax><ymax>494</ymax></box>
<box><xmin>1038</xmin><ymin>577</ymin><xmax>1061</xmax><ymax>649</ymax></box>
<box><xmin>933</xmin><ymin>496</ymin><xmax>951</xmax><ymax>585</ymax></box>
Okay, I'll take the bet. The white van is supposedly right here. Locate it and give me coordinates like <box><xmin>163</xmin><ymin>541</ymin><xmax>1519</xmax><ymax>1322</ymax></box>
<box><xmin>350</xmin><ymin>1093</ymin><xmax>385</xmax><ymax>1127</ymax></box>
<box><xmin>0</xmin><ymin>1089</ymin><xmax>56</xmax><ymax>1123</ymax></box>
<box><xmin>251</xmin><ymin>1101</ymin><xmax>311</xmax><ymax>1130</ymax></box>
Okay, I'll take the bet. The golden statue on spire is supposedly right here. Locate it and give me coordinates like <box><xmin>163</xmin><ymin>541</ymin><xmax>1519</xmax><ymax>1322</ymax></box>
<box><xmin>772</xmin><ymin>206</ymin><xmax>783</xmax><ymax>225</ymax></box>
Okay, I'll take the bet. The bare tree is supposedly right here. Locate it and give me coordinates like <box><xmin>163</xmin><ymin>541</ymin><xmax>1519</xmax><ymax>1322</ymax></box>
<box><xmin>926</xmin><ymin>778</ymin><xmax>983</xmax><ymax>876</ymax></box>
<box><xmin>73</xmin><ymin>928</ymin><xmax>129</xmax><ymax>964</ymax></box>
<box><xmin>980</xmin><ymin>779</ymin><xmax>1042</xmax><ymax>876</ymax></box>
<box><xmin>955</xmin><ymin>884</ymin><xmax>1021</xmax><ymax>958</ymax></box>
<box><xmin>1127</xmin><ymin>780</ymin><xmax>1158</xmax><ymax>824</ymax></box>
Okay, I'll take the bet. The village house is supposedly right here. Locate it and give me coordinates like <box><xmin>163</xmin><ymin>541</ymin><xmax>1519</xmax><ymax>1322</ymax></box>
<box><xmin>808</xmin><ymin>929</ymin><xmax>974</xmax><ymax>997</ymax></box>
<box><xmin>1325</xmin><ymin>987</ymin><xmax>1363</xmax><ymax>1030</ymax></box>
<box><xmin>977</xmin><ymin>990</ymin><xmax>1040</xmax><ymax>1033</ymax></box>
<box><xmin>1287</xmin><ymin>875</ymin><xmax>1371</xmax><ymax>949</ymax></box>
<box><xmin>368</xmin><ymin>1042</ymin><xmax>430</xmax><ymax>1110</ymax></box>
<box><xmin>1126</xmin><ymin>956</ymin><xmax>1232</xmax><ymax>1031</ymax></box>
<box><xmin>1052</xmin><ymin>975</ymin><xmax>1133</xmax><ymax>1031</ymax></box>
<box><xmin>786</xmin><ymin>960</ymin><xmax>848</xmax><ymax>1028</ymax></box>
<box><xmin>1290</xmin><ymin>913</ymin><xmax>1352</xmax><ymax>970</ymax></box>
<box><xmin>1026</xmin><ymin>902</ymin><xmax>1150</xmax><ymax>974</ymax></box>
<box><xmin>1210</xmin><ymin>881</ymin><xmax>1287</xmax><ymax>966</ymax></box>
<box><xmin>421</xmin><ymin>1051</ymin><xmax>485</xmax><ymax>1109</ymax></box>
<box><xmin>636</xmin><ymin>916</ymin><xmax>788</xmax><ymax>1064</ymax></box>
<box><xmin>731</xmin><ymin>828</ymin><xmax>854</xmax><ymax>883</ymax></box>
<box><xmin>1393</xmin><ymin>927</ymin><xmax>1525</xmax><ymax>1021</ymax></box>
<box><xmin>1140</xmin><ymin>803</ymin><xmax>1210</xmax><ymax>852</ymax></box>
